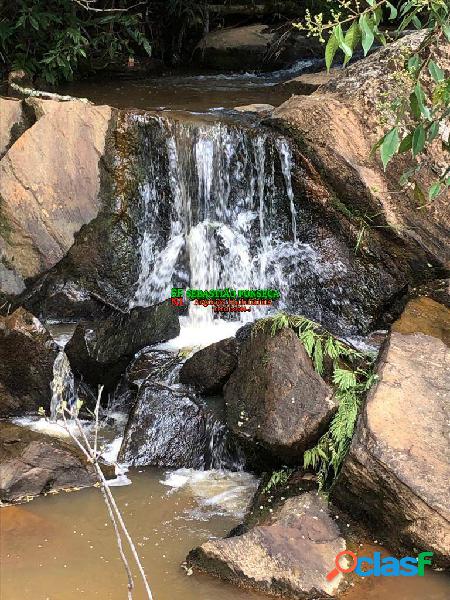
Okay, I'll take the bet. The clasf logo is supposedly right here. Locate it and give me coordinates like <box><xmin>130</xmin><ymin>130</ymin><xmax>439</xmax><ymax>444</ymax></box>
<box><xmin>327</xmin><ymin>550</ymin><xmax>433</xmax><ymax>580</ymax></box>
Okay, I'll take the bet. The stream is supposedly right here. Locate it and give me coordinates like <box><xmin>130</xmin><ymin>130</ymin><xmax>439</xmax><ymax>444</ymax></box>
<box><xmin>1</xmin><ymin>63</ymin><xmax>449</xmax><ymax>600</ymax></box>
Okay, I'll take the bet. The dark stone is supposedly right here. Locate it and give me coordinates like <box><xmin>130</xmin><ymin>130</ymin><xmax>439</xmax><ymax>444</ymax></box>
<box><xmin>65</xmin><ymin>300</ymin><xmax>180</xmax><ymax>389</ymax></box>
<box><xmin>179</xmin><ymin>337</ymin><xmax>239</xmax><ymax>393</ymax></box>
<box><xmin>0</xmin><ymin>308</ymin><xmax>58</xmax><ymax>417</ymax></box>
<box><xmin>0</xmin><ymin>422</ymin><xmax>97</xmax><ymax>503</ymax></box>
<box><xmin>224</xmin><ymin>327</ymin><xmax>336</xmax><ymax>463</ymax></box>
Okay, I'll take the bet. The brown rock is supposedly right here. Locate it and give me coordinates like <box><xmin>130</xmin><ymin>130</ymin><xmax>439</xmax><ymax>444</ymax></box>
<box><xmin>0</xmin><ymin>422</ymin><xmax>96</xmax><ymax>503</ymax></box>
<box><xmin>0</xmin><ymin>308</ymin><xmax>58</xmax><ymax>417</ymax></box>
<box><xmin>331</xmin><ymin>300</ymin><xmax>450</xmax><ymax>566</ymax></box>
<box><xmin>392</xmin><ymin>296</ymin><xmax>450</xmax><ymax>345</ymax></box>
<box><xmin>271</xmin><ymin>32</ymin><xmax>450</xmax><ymax>269</ymax></box>
<box><xmin>180</xmin><ymin>337</ymin><xmax>239</xmax><ymax>393</ymax></box>
<box><xmin>188</xmin><ymin>491</ymin><xmax>347</xmax><ymax>598</ymax></box>
<box><xmin>280</xmin><ymin>69</ymin><xmax>339</xmax><ymax>95</ymax></box>
<box><xmin>224</xmin><ymin>327</ymin><xmax>335</xmax><ymax>462</ymax></box>
<box><xmin>0</xmin><ymin>97</ymin><xmax>31</xmax><ymax>159</ymax></box>
<box><xmin>0</xmin><ymin>99</ymin><xmax>113</xmax><ymax>292</ymax></box>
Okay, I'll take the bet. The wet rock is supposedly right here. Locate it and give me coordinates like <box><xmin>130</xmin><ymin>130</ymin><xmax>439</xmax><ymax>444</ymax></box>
<box><xmin>0</xmin><ymin>422</ymin><xmax>96</xmax><ymax>503</ymax></box>
<box><xmin>180</xmin><ymin>337</ymin><xmax>239</xmax><ymax>394</ymax></box>
<box><xmin>119</xmin><ymin>350</ymin><xmax>242</xmax><ymax>469</ymax></box>
<box><xmin>224</xmin><ymin>327</ymin><xmax>336</xmax><ymax>463</ymax></box>
<box><xmin>119</xmin><ymin>385</ymin><xmax>208</xmax><ymax>468</ymax></box>
<box><xmin>0</xmin><ymin>98</ymin><xmax>113</xmax><ymax>294</ymax></box>
<box><xmin>0</xmin><ymin>308</ymin><xmax>58</xmax><ymax>417</ymax></box>
<box><xmin>188</xmin><ymin>491</ymin><xmax>347</xmax><ymax>598</ymax></box>
<box><xmin>331</xmin><ymin>297</ymin><xmax>450</xmax><ymax>566</ymax></box>
<box><xmin>65</xmin><ymin>300</ymin><xmax>179</xmax><ymax>389</ymax></box>
<box><xmin>18</xmin><ymin>276</ymin><xmax>108</xmax><ymax>322</ymax></box>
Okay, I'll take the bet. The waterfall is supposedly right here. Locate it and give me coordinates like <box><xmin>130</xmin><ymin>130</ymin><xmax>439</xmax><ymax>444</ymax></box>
<box><xmin>50</xmin><ymin>351</ymin><xmax>77</xmax><ymax>420</ymax></box>
<box><xmin>130</xmin><ymin>114</ymin><xmax>299</xmax><ymax>326</ymax></box>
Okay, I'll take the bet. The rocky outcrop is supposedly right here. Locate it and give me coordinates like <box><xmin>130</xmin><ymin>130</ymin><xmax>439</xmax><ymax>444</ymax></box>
<box><xmin>65</xmin><ymin>300</ymin><xmax>180</xmax><ymax>389</ymax></box>
<box><xmin>188</xmin><ymin>491</ymin><xmax>347</xmax><ymax>598</ymax></box>
<box><xmin>0</xmin><ymin>308</ymin><xmax>58</xmax><ymax>417</ymax></box>
<box><xmin>0</xmin><ymin>98</ymin><xmax>113</xmax><ymax>295</ymax></box>
<box><xmin>180</xmin><ymin>337</ymin><xmax>239</xmax><ymax>394</ymax></box>
<box><xmin>331</xmin><ymin>297</ymin><xmax>450</xmax><ymax>566</ymax></box>
<box><xmin>271</xmin><ymin>31</ymin><xmax>450</xmax><ymax>270</ymax></box>
<box><xmin>0</xmin><ymin>422</ymin><xmax>96</xmax><ymax>503</ymax></box>
<box><xmin>224</xmin><ymin>327</ymin><xmax>335</xmax><ymax>463</ymax></box>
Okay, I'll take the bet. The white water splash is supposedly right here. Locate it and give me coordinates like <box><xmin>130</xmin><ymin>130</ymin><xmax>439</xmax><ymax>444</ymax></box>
<box><xmin>50</xmin><ymin>351</ymin><xmax>77</xmax><ymax>420</ymax></box>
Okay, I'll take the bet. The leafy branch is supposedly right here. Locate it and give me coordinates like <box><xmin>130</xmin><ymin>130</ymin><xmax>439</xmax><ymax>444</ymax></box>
<box><xmin>295</xmin><ymin>0</ymin><xmax>450</xmax><ymax>204</ymax></box>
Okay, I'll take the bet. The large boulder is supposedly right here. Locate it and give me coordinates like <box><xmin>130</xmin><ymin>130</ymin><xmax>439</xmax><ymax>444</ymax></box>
<box><xmin>188</xmin><ymin>491</ymin><xmax>347</xmax><ymax>599</ymax></box>
<box><xmin>179</xmin><ymin>337</ymin><xmax>239</xmax><ymax>394</ymax></box>
<box><xmin>0</xmin><ymin>422</ymin><xmax>96</xmax><ymax>503</ymax></box>
<box><xmin>224</xmin><ymin>327</ymin><xmax>335</xmax><ymax>463</ymax></box>
<box><xmin>0</xmin><ymin>308</ymin><xmax>58</xmax><ymax>417</ymax></box>
<box><xmin>271</xmin><ymin>31</ymin><xmax>450</xmax><ymax>271</ymax></box>
<box><xmin>65</xmin><ymin>300</ymin><xmax>180</xmax><ymax>389</ymax></box>
<box><xmin>194</xmin><ymin>24</ymin><xmax>322</xmax><ymax>71</ymax></box>
<box><xmin>0</xmin><ymin>98</ymin><xmax>113</xmax><ymax>295</ymax></box>
<box><xmin>331</xmin><ymin>297</ymin><xmax>450</xmax><ymax>566</ymax></box>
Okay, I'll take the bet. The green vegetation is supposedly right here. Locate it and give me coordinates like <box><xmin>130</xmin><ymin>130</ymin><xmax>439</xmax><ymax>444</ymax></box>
<box><xmin>262</xmin><ymin>467</ymin><xmax>294</xmax><ymax>494</ymax></box>
<box><xmin>256</xmin><ymin>312</ymin><xmax>377</xmax><ymax>490</ymax></box>
<box><xmin>0</xmin><ymin>0</ymin><xmax>151</xmax><ymax>84</ymax></box>
<box><xmin>295</xmin><ymin>0</ymin><xmax>450</xmax><ymax>203</ymax></box>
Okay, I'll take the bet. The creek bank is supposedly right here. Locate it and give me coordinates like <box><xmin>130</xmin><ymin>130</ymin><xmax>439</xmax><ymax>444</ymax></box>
<box><xmin>331</xmin><ymin>296</ymin><xmax>450</xmax><ymax>567</ymax></box>
<box><xmin>0</xmin><ymin>422</ymin><xmax>99</xmax><ymax>503</ymax></box>
<box><xmin>0</xmin><ymin>308</ymin><xmax>58</xmax><ymax>417</ymax></box>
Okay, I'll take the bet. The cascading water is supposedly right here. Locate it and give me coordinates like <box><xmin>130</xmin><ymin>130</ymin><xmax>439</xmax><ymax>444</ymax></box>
<box><xmin>50</xmin><ymin>350</ymin><xmax>77</xmax><ymax>420</ymax></box>
<box><xmin>130</xmin><ymin>113</ymin><xmax>300</xmax><ymax>328</ymax></box>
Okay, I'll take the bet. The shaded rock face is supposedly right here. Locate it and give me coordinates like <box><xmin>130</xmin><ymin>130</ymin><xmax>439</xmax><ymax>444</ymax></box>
<box><xmin>0</xmin><ymin>308</ymin><xmax>58</xmax><ymax>417</ymax></box>
<box><xmin>270</xmin><ymin>31</ymin><xmax>450</xmax><ymax>273</ymax></box>
<box><xmin>188</xmin><ymin>491</ymin><xmax>347</xmax><ymax>599</ymax></box>
<box><xmin>0</xmin><ymin>97</ymin><xmax>33</xmax><ymax>159</ymax></box>
<box><xmin>194</xmin><ymin>24</ymin><xmax>322</xmax><ymax>71</ymax></box>
<box><xmin>0</xmin><ymin>422</ymin><xmax>96</xmax><ymax>503</ymax></box>
<box><xmin>65</xmin><ymin>300</ymin><xmax>180</xmax><ymax>389</ymax></box>
<box><xmin>179</xmin><ymin>337</ymin><xmax>239</xmax><ymax>394</ymax></box>
<box><xmin>224</xmin><ymin>327</ymin><xmax>335</xmax><ymax>463</ymax></box>
<box><xmin>0</xmin><ymin>98</ymin><xmax>113</xmax><ymax>295</ymax></box>
<box><xmin>331</xmin><ymin>298</ymin><xmax>450</xmax><ymax>566</ymax></box>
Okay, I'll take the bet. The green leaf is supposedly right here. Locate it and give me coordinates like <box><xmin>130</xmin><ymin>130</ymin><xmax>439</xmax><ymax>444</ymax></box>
<box><xmin>325</xmin><ymin>32</ymin><xmax>339</xmax><ymax>72</ymax></box>
<box><xmin>380</xmin><ymin>127</ymin><xmax>400</xmax><ymax>170</ymax></box>
<box><xmin>386</xmin><ymin>1</ymin><xmax>398</xmax><ymax>19</ymax></box>
<box><xmin>412</xmin><ymin>124</ymin><xmax>426</xmax><ymax>157</ymax></box>
<box><xmin>407</xmin><ymin>54</ymin><xmax>421</xmax><ymax>75</ymax></box>
<box><xmin>343</xmin><ymin>22</ymin><xmax>360</xmax><ymax>66</ymax></box>
<box><xmin>443</xmin><ymin>24</ymin><xmax>450</xmax><ymax>43</ymax></box>
<box><xmin>398</xmin><ymin>133</ymin><xmax>413</xmax><ymax>153</ymax></box>
<box><xmin>333</xmin><ymin>24</ymin><xmax>352</xmax><ymax>58</ymax></box>
<box><xmin>429</xmin><ymin>182</ymin><xmax>442</xmax><ymax>200</ymax></box>
<box><xmin>427</xmin><ymin>121</ymin><xmax>439</xmax><ymax>142</ymax></box>
<box><xmin>428</xmin><ymin>60</ymin><xmax>445</xmax><ymax>83</ymax></box>
<box><xmin>414</xmin><ymin>83</ymin><xmax>431</xmax><ymax>120</ymax></box>
<box><xmin>359</xmin><ymin>14</ymin><xmax>375</xmax><ymax>56</ymax></box>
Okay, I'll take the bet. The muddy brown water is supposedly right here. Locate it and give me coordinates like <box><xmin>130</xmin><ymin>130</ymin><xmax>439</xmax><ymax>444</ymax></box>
<box><xmin>1</xmin><ymin>468</ymin><xmax>449</xmax><ymax>600</ymax></box>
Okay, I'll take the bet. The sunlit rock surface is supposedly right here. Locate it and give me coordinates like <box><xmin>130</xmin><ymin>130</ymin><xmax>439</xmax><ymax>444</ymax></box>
<box><xmin>331</xmin><ymin>297</ymin><xmax>450</xmax><ymax>566</ymax></box>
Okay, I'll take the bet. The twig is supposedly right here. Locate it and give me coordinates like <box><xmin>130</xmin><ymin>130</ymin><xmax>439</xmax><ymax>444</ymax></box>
<box><xmin>54</xmin><ymin>387</ymin><xmax>154</xmax><ymax>600</ymax></box>
<box><xmin>72</xmin><ymin>0</ymin><xmax>146</xmax><ymax>12</ymax></box>
<box><xmin>9</xmin><ymin>81</ymin><xmax>90</xmax><ymax>103</ymax></box>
